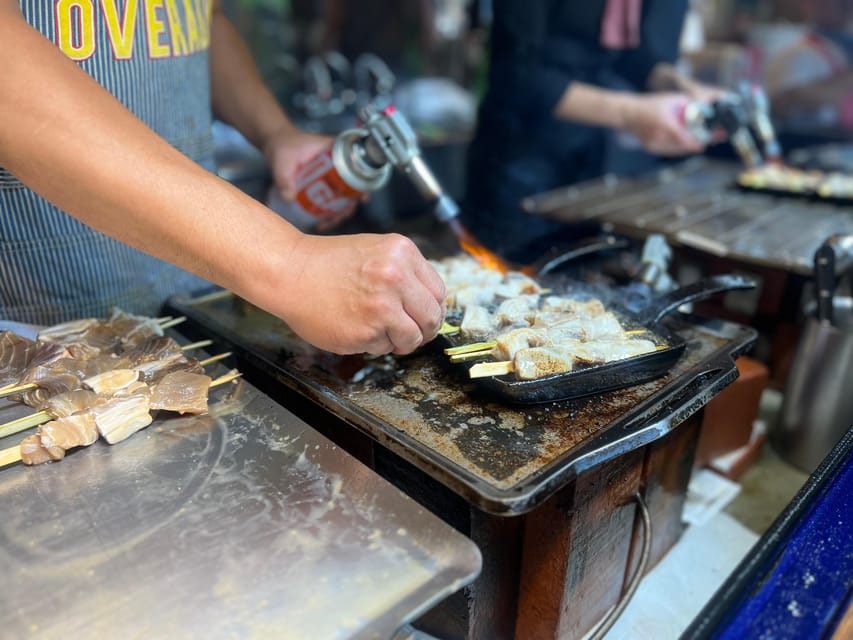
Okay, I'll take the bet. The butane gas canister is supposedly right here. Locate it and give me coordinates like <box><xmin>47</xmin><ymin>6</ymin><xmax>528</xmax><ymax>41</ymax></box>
<box><xmin>281</xmin><ymin>129</ymin><xmax>391</xmax><ymax>228</ymax></box>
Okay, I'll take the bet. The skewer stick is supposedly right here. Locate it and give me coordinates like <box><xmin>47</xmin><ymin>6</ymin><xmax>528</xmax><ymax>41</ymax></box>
<box><xmin>186</xmin><ymin>289</ymin><xmax>233</xmax><ymax>305</ymax></box>
<box><xmin>155</xmin><ymin>316</ymin><xmax>174</xmax><ymax>324</ymax></box>
<box><xmin>199</xmin><ymin>352</ymin><xmax>232</xmax><ymax>367</ymax></box>
<box><xmin>438</xmin><ymin>322</ymin><xmax>459</xmax><ymax>336</ymax></box>
<box><xmin>0</xmin><ymin>369</ymin><xmax>244</xmax><ymax>469</ymax></box>
<box><xmin>469</xmin><ymin>361</ymin><xmax>514</xmax><ymax>378</ymax></box>
<box><xmin>211</xmin><ymin>369</ymin><xmax>242</xmax><ymax>387</ymax></box>
<box><xmin>181</xmin><ymin>339</ymin><xmax>213</xmax><ymax>351</ymax></box>
<box><xmin>0</xmin><ymin>411</ymin><xmax>50</xmax><ymax>439</ymax></box>
<box><xmin>444</xmin><ymin>341</ymin><xmax>496</xmax><ymax>356</ymax></box>
<box><xmin>450</xmin><ymin>349</ymin><xmax>494</xmax><ymax>363</ymax></box>
<box><xmin>0</xmin><ymin>445</ymin><xmax>20</xmax><ymax>468</ymax></box>
<box><xmin>0</xmin><ymin>382</ymin><xmax>39</xmax><ymax>399</ymax></box>
<box><xmin>158</xmin><ymin>316</ymin><xmax>187</xmax><ymax>330</ymax></box>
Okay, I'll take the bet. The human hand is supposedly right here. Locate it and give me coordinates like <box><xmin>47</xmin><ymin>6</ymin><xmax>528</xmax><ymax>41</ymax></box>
<box><xmin>272</xmin><ymin>232</ymin><xmax>447</xmax><ymax>355</ymax></box>
<box><xmin>263</xmin><ymin>126</ymin><xmax>358</xmax><ymax>230</ymax></box>
<box><xmin>620</xmin><ymin>93</ymin><xmax>706</xmax><ymax>156</ymax></box>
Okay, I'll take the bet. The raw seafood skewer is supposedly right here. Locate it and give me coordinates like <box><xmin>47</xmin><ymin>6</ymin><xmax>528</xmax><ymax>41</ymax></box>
<box><xmin>0</xmin><ymin>353</ymin><xmax>234</xmax><ymax>439</ymax></box>
<box><xmin>0</xmin><ymin>370</ymin><xmax>242</xmax><ymax>469</ymax></box>
<box><xmin>0</xmin><ymin>340</ymin><xmax>221</xmax><ymax>400</ymax></box>
<box><xmin>0</xmin><ymin>330</ymin><xmax>70</xmax><ymax>388</ymax></box>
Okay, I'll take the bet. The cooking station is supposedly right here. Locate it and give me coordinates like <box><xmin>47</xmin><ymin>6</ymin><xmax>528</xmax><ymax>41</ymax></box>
<box><xmin>523</xmin><ymin>157</ymin><xmax>853</xmax><ymax>382</ymax></box>
<box><xmin>523</xmin><ymin>157</ymin><xmax>853</xmax><ymax>276</ymax></box>
<box><xmin>166</xmin><ymin>276</ymin><xmax>757</xmax><ymax>639</ymax></box>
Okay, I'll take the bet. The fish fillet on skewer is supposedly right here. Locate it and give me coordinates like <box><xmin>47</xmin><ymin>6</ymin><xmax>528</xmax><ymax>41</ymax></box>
<box><xmin>90</xmin><ymin>390</ymin><xmax>153</xmax><ymax>444</ymax></box>
<box><xmin>566</xmin><ymin>338</ymin><xmax>658</xmax><ymax>364</ymax></box>
<box><xmin>37</xmin><ymin>413</ymin><xmax>100</xmax><ymax>460</ymax></box>
<box><xmin>460</xmin><ymin>305</ymin><xmax>496</xmax><ymax>341</ymax></box>
<box><xmin>0</xmin><ymin>331</ymin><xmax>70</xmax><ymax>387</ymax></box>
<box><xmin>20</xmin><ymin>434</ymin><xmax>57</xmax><ymax>465</ymax></box>
<box><xmin>513</xmin><ymin>346</ymin><xmax>575</xmax><ymax>380</ymax></box>
<box><xmin>149</xmin><ymin>371</ymin><xmax>211</xmax><ymax>415</ymax></box>
<box><xmin>540</xmin><ymin>312</ymin><xmax>626</xmax><ymax>343</ymax></box>
<box><xmin>491</xmin><ymin>328</ymin><xmax>553</xmax><ymax>361</ymax></box>
<box><xmin>494</xmin><ymin>294</ymin><xmax>539</xmax><ymax>327</ymax></box>
<box><xmin>539</xmin><ymin>296</ymin><xmax>606</xmax><ymax>317</ymax></box>
<box><xmin>83</xmin><ymin>369</ymin><xmax>141</xmax><ymax>395</ymax></box>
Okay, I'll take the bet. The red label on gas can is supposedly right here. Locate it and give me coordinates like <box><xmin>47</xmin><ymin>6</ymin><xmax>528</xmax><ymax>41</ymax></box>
<box><xmin>294</xmin><ymin>145</ymin><xmax>361</xmax><ymax>218</ymax></box>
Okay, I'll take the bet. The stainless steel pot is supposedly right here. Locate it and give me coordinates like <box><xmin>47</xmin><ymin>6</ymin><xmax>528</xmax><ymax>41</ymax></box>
<box><xmin>772</xmin><ymin>298</ymin><xmax>853</xmax><ymax>472</ymax></box>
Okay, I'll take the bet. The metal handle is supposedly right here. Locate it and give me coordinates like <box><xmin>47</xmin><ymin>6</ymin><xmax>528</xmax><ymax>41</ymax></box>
<box><xmin>528</xmin><ymin>235</ymin><xmax>631</xmax><ymax>276</ymax></box>
<box><xmin>634</xmin><ymin>274</ymin><xmax>758</xmax><ymax>327</ymax></box>
<box><xmin>814</xmin><ymin>243</ymin><xmax>837</xmax><ymax>325</ymax></box>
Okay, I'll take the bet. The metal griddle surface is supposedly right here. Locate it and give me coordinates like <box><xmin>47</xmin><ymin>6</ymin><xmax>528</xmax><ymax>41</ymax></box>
<box><xmin>167</xmin><ymin>292</ymin><xmax>756</xmax><ymax>514</ymax></box>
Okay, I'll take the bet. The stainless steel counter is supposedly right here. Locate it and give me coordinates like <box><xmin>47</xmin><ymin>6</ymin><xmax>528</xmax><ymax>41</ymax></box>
<box><xmin>0</xmin><ymin>375</ymin><xmax>481</xmax><ymax>639</ymax></box>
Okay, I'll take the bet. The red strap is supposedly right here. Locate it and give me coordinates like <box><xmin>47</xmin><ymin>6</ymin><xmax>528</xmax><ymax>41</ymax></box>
<box><xmin>600</xmin><ymin>0</ymin><xmax>643</xmax><ymax>49</ymax></box>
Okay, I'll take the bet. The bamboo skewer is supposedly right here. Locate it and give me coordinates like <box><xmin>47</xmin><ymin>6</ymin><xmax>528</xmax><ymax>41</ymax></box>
<box><xmin>0</xmin><ymin>369</ymin><xmax>244</xmax><ymax>469</ymax></box>
<box><xmin>158</xmin><ymin>316</ymin><xmax>187</xmax><ymax>330</ymax></box>
<box><xmin>198</xmin><ymin>352</ymin><xmax>232</xmax><ymax>367</ymax></box>
<box><xmin>449</xmin><ymin>349</ymin><xmax>494</xmax><ymax>363</ymax></box>
<box><xmin>0</xmin><ymin>446</ymin><xmax>19</xmax><ymax>469</ymax></box>
<box><xmin>0</xmin><ymin>412</ymin><xmax>50</xmax><ymax>439</ymax></box>
<box><xmin>0</xmin><ymin>382</ymin><xmax>40</xmax><ymax>399</ymax></box>
<box><xmin>444</xmin><ymin>341</ymin><xmax>496</xmax><ymax>356</ymax></box>
<box><xmin>438</xmin><ymin>322</ymin><xmax>459</xmax><ymax>336</ymax></box>
<box><xmin>469</xmin><ymin>361</ymin><xmax>515</xmax><ymax>378</ymax></box>
<box><xmin>181</xmin><ymin>339</ymin><xmax>213</xmax><ymax>351</ymax></box>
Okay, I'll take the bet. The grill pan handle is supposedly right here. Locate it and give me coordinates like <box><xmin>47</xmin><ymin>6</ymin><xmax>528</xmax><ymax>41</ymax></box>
<box><xmin>528</xmin><ymin>235</ymin><xmax>630</xmax><ymax>276</ymax></box>
<box><xmin>632</xmin><ymin>274</ymin><xmax>758</xmax><ymax>327</ymax></box>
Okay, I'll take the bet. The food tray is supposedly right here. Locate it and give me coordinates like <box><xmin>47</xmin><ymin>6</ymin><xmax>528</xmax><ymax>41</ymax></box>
<box><xmin>440</xmin><ymin>274</ymin><xmax>756</xmax><ymax>405</ymax></box>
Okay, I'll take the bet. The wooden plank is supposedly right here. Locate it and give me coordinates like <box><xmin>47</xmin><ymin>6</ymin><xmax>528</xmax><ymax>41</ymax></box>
<box><xmin>640</xmin><ymin>412</ymin><xmax>702</xmax><ymax>570</ymax></box>
<box><xmin>515</xmin><ymin>449</ymin><xmax>645</xmax><ymax>640</ymax></box>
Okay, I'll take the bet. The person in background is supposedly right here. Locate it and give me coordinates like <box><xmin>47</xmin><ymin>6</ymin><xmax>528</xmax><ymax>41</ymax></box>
<box><xmin>765</xmin><ymin>0</ymin><xmax>853</xmax><ymax>130</ymax></box>
<box><xmin>0</xmin><ymin>0</ymin><xmax>445</xmax><ymax>356</ymax></box>
<box><xmin>462</xmin><ymin>0</ymin><xmax>722</xmax><ymax>265</ymax></box>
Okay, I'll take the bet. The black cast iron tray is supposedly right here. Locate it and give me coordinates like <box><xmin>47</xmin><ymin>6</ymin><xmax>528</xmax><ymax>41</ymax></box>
<box><xmin>442</xmin><ymin>274</ymin><xmax>757</xmax><ymax>405</ymax></box>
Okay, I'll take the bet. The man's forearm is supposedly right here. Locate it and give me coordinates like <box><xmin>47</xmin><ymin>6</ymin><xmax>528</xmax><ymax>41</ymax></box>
<box><xmin>209</xmin><ymin>3</ymin><xmax>296</xmax><ymax>152</ymax></box>
<box><xmin>0</xmin><ymin>4</ymin><xmax>300</xmax><ymax>306</ymax></box>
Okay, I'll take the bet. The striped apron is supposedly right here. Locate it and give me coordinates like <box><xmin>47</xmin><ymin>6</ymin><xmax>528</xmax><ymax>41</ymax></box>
<box><xmin>0</xmin><ymin>0</ymin><xmax>216</xmax><ymax>325</ymax></box>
